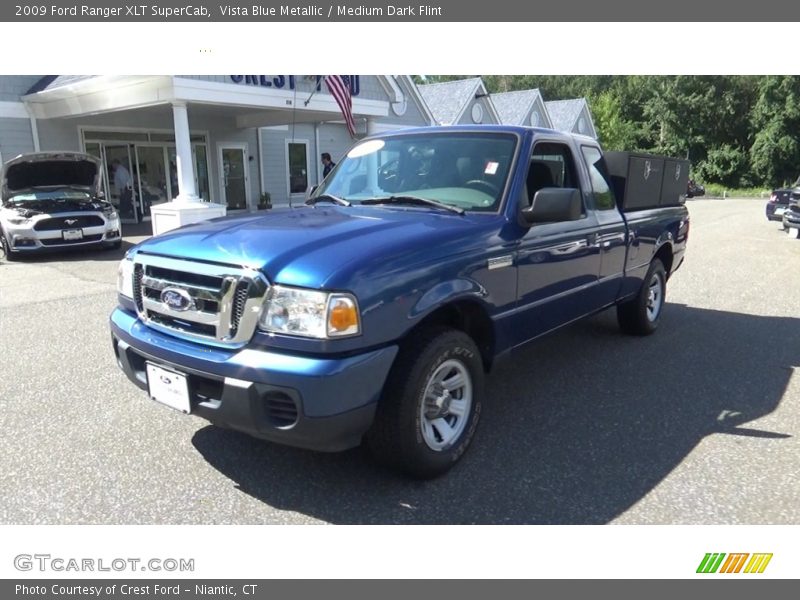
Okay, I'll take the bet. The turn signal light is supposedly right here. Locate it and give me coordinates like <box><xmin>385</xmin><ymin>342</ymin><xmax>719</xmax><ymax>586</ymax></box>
<box><xmin>328</xmin><ymin>296</ymin><xmax>360</xmax><ymax>336</ymax></box>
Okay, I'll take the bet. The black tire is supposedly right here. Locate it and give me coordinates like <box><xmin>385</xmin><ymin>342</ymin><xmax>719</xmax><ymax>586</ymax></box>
<box><xmin>617</xmin><ymin>259</ymin><xmax>667</xmax><ymax>336</ymax></box>
<box><xmin>366</xmin><ymin>327</ymin><xmax>484</xmax><ymax>478</ymax></box>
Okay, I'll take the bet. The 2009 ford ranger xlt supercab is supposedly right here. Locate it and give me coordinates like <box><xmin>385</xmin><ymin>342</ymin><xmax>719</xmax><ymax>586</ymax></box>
<box><xmin>111</xmin><ymin>126</ymin><xmax>689</xmax><ymax>477</ymax></box>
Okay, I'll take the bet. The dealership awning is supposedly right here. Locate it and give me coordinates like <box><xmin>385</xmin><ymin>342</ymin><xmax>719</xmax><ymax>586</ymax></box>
<box><xmin>22</xmin><ymin>75</ymin><xmax>390</xmax><ymax>126</ymax></box>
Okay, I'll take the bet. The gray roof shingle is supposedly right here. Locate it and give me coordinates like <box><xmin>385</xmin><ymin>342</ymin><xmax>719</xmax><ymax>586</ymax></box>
<box><xmin>492</xmin><ymin>89</ymin><xmax>543</xmax><ymax>126</ymax></box>
<box><xmin>545</xmin><ymin>98</ymin><xmax>587</xmax><ymax>133</ymax></box>
<box><xmin>417</xmin><ymin>78</ymin><xmax>481</xmax><ymax>125</ymax></box>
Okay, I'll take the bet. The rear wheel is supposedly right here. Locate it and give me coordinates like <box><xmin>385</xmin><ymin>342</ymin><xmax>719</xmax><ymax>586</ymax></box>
<box><xmin>617</xmin><ymin>259</ymin><xmax>666</xmax><ymax>336</ymax></box>
<box><xmin>366</xmin><ymin>327</ymin><xmax>484</xmax><ymax>478</ymax></box>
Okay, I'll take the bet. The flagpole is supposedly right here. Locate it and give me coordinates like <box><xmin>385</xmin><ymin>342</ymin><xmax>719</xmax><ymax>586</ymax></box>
<box><xmin>303</xmin><ymin>89</ymin><xmax>319</xmax><ymax>107</ymax></box>
<box><xmin>304</xmin><ymin>75</ymin><xmax>323</xmax><ymax>106</ymax></box>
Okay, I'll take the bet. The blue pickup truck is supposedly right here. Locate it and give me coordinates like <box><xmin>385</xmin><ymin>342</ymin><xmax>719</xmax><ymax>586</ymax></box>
<box><xmin>111</xmin><ymin>126</ymin><xmax>689</xmax><ymax>477</ymax></box>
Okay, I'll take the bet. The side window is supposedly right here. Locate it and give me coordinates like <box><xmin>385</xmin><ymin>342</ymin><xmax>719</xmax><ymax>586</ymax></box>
<box><xmin>581</xmin><ymin>146</ymin><xmax>615</xmax><ymax>210</ymax></box>
<box><xmin>526</xmin><ymin>142</ymin><xmax>583</xmax><ymax>211</ymax></box>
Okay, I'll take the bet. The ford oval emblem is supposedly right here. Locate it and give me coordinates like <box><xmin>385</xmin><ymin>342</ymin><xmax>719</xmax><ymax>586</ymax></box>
<box><xmin>160</xmin><ymin>287</ymin><xmax>194</xmax><ymax>312</ymax></box>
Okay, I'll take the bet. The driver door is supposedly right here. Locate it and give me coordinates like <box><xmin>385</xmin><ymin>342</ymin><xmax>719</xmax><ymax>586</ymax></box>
<box><xmin>512</xmin><ymin>141</ymin><xmax>602</xmax><ymax>345</ymax></box>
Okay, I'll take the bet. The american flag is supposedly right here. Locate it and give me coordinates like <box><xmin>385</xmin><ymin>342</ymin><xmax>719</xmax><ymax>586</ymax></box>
<box><xmin>324</xmin><ymin>75</ymin><xmax>356</xmax><ymax>138</ymax></box>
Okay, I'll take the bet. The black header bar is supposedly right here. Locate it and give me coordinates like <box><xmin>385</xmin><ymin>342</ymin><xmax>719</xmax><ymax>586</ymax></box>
<box><xmin>3</xmin><ymin>0</ymin><xmax>799</xmax><ymax>22</ymax></box>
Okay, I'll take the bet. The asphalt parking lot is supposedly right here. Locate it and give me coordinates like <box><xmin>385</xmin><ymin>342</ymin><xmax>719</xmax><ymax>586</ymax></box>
<box><xmin>1</xmin><ymin>198</ymin><xmax>798</xmax><ymax>524</ymax></box>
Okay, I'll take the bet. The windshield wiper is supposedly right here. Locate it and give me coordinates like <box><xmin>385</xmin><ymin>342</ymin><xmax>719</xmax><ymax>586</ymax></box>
<box><xmin>360</xmin><ymin>195</ymin><xmax>465</xmax><ymax>215</ymax></box>
<box><xmin>306</xmin><ymin>194</ymin><xmax>351</xmax><ymax>207</ymax></box>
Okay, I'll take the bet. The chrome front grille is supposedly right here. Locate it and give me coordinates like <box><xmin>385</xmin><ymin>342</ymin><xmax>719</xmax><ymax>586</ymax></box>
<box><xmin>133</xmin><ymin>254</ymin><xmax>269</xmax><ymax>347</ymax></box>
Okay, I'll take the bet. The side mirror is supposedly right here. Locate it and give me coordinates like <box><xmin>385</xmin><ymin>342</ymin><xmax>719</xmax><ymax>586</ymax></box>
<box><xmin>521</xmin><ymin>188</ymin><xmax>583</xmax><ymax>225</ymax></box>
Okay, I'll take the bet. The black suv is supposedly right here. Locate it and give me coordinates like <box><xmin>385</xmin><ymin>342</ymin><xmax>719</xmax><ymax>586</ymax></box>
<box><xmin>686</xmin><ymin>179</ymin><xmax>705</xmax><ymax>198</ymax></box>
<box><xmin>766</xmin><ymin>187</ymin><xmax>800</xmax><ymax>222</ymax></box>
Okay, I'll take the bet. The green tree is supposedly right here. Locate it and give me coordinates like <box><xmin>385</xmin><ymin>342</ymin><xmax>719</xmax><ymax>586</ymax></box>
<box><xmin>696</xmin><ymin>144</ymin><xmax>749</xmax><ymax>187</ymax></box>
<box><xmin>591</xmin><ymin>90</ymin><xmax>640</xmax><ymax>151</ymax></box>
<box><xmin>412</xmin><ymin>75</ymin><xmax>796</xmax><ymax>187</ymax></box>
<box><xmin>750</xmin><ymin>76</ymin><xmax>800</xmax><ymax>186</ymax></box>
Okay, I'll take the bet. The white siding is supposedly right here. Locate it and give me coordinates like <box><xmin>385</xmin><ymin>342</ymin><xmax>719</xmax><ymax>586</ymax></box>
<box><xmin>0</xmin><ymin>76</ymin><xmax>42</xmax><ymax>102</ymax></box>
<box><xmin>0</xmin><ymin>117</ymin><xmax>35</xmax><ymax>159</ymax></box>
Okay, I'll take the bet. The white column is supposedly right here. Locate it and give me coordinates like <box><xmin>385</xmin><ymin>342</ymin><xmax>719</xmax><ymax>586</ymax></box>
<box><xmin>149</xmin><ymin>102</ymin><xmax>226</xmax><ymax>235</ymax></box>
<box><xmin>172</xmin><ymin>102</ymin><xmax>199</xmax><ymax>202</ymax></box>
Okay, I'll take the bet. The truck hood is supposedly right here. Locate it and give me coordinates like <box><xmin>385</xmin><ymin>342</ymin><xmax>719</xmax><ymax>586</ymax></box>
<box><xmin>2</xmin><ymin>152</ymin><xmax>102</xmax><ymax>201</ymax></box>
<box><xmin>134</xmin><ymin>206</ymin><xmax>496</xmax><ymax>288</ymax></box>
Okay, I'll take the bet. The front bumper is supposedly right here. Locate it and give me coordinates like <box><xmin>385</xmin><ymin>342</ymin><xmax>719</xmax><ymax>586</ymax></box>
<box><xmin>110</xmin><ymin>307</ymin><xmax>398</xmax><ymax>452</ymax></box>
<box><xmin>3</xmin><ymin>214</ymin><xmax>121</xmax><ymax>252</ymax></box>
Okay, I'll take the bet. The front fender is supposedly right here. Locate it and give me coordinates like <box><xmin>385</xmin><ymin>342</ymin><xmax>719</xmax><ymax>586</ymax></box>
<box><xmin>410</xmin><ymin>278</ymin><xmax>490</xmax><ymax>318</ymax></box>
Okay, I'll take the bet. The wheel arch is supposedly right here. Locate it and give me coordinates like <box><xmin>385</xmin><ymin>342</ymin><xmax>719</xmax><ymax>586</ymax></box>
<box><xmin>405</xmin><ymin>298</ymin><xmax>496</xmax><ymax>372</ymax></box>
<box><xmin>653</xmin><ymin>241</ymin><xmax>674</xmax><ymax>277</ymax></box>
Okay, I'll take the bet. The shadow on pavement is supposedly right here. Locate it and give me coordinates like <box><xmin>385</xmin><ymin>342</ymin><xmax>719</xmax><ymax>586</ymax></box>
<box><xmin>192</xmin><ymin>304</ymin><xmax>799</xmax><ymax>524</ymax></box>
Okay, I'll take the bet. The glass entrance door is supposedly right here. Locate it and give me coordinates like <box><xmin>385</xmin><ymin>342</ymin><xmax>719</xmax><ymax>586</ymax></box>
<box><xmin>134</xmin><ymin>145</ymin><xmax>170</xmax><ymax>220</ymax></box>
<box><xmin>103</xmin><ymin>144</ymin><xmax>137</xmax><ymax>222</ymax></box>
<box><xmin>219</xmin><ymin>145</ymin><xmax>248</xmax><ymax>210</ymax></box>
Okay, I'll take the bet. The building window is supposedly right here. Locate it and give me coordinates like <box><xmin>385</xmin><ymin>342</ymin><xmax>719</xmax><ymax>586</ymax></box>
<box><xmin>471</xmin><ymin>103</ymin><xmax>484</xmax><ymax>124</ymax></box>
<box><xmin>288</xmin><ymin>142</ymin><xmax>309</xmax><ymax>195</ymax></box>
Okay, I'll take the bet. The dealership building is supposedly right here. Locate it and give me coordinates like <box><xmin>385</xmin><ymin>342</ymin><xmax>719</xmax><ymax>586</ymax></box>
<box><xmin>0</xmin><ymin>75</ymin><xmax>596</xmax><ymax>229</ymax></box>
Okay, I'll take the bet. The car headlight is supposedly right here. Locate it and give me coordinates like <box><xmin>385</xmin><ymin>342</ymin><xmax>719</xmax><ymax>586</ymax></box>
<box><xmin>105</xmin><ymin>210</ymin><xmax>119</xmax><ymax>221</ymax></box>
<box><xmin>258</xmin><ymin>285</ymin><xmax>360</xmax><ymax>339</ymax></box>
<box><xmin>117</xmin><ymin>258</ymin><xmax>134</xmax><ymax>299</ymax></box>
<box><xmin>6</xmin><ymin>217</ymin><xmax>30</xmax><ymax>226</ymax></box>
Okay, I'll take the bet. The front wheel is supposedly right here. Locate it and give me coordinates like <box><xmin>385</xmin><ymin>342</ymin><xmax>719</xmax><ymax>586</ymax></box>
<box><xmin>366</xmin><ymin>327</ymin><xmax>484</xmax><ymax>478</ymax></box>
<box><xmin>617</xmin><ymin>259</ymin><xmax>666</xmax><ymax>335</ymax></box>
<box><xmin>0</xmin><ymin>232</ymin><xmax>18</xmax><ymax>262</ymax></box>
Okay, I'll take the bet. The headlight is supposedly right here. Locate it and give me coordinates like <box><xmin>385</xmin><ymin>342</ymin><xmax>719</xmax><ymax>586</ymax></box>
<box><xmin>105</xmin><ymin>210</ymin><xmax>119</xmax><ymax>221</ymax></box>
<box><xmin>6</xmin><ymin>217</ymin><xmax>30</xmax><ymax>225</ymax></box>
<box><xmin>258</xmin><ymin>285</ymin><xmax>360</xmax><ymax>339</ymax></box>
<box><xmin>117</xmin><ymin>258</ymin><xmax>134</xmax><ymax>298</ymax></box>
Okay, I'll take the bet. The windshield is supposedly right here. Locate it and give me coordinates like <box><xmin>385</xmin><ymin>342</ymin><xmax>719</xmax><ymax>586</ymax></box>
<box><xmin>7</xmin><ymin>190</ymin><xmax>92</xmax><ymax>204</ymax></box>
<box><xmin>313</xmin><ymin>131</ymin><xmax>517</xmax><ymax>212</ymax></box>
